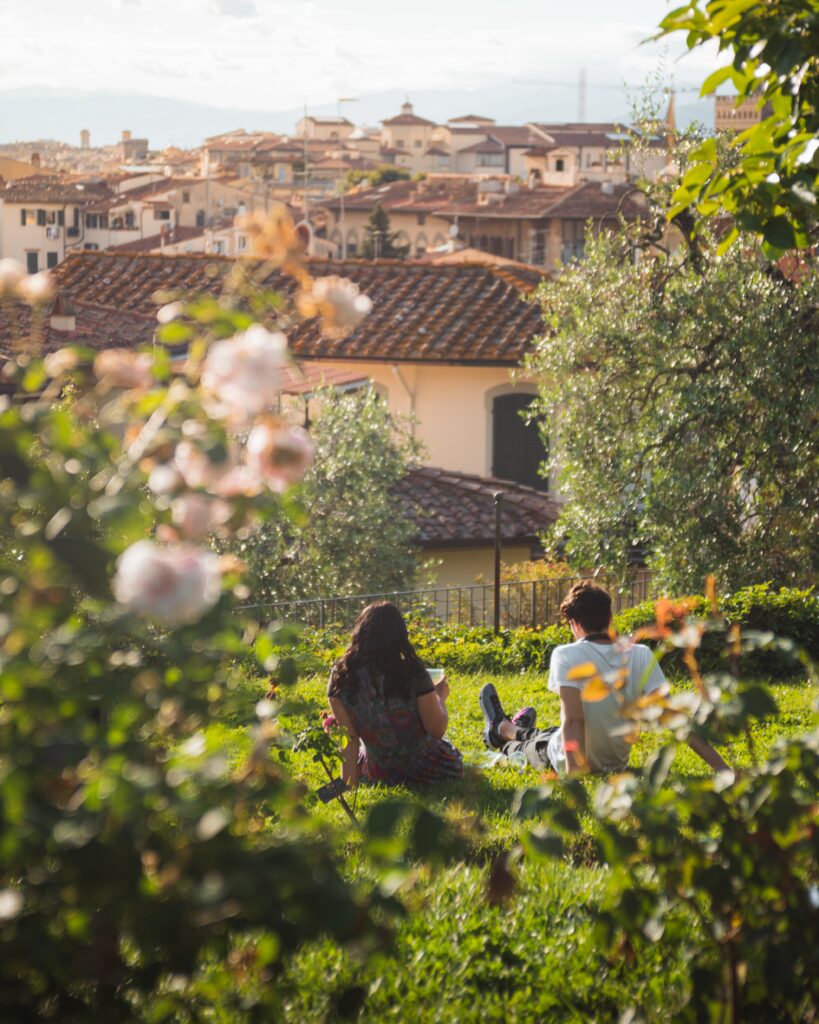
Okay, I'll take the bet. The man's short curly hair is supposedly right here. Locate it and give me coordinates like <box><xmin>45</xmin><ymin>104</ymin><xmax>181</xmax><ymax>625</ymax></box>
<box><xmin>559</xmin><ymin>580</ymin><xmax>612</xmax><ymax>633</ymax></box>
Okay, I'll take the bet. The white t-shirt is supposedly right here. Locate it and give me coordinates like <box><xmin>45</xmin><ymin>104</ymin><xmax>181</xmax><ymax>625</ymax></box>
<box><xmin>546</xmin><ymin>639</ymin><xmax>666</xmax><ymax>774</ymax></box>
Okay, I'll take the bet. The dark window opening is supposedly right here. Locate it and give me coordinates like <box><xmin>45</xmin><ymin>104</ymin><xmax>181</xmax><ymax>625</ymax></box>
<box><xmin>492</xmin><ymin>392</ymin><xmax>548</xmax><ymax>491</ymax></box>
<box><xmin>26</xmin><ymin>252</ymin><xmax>39</xmax><ymax>274</ymax></box>
<box><xmin>47</xmin><ymin>251</ymin><xmax>58</xmax><ymax>269</ymax></box>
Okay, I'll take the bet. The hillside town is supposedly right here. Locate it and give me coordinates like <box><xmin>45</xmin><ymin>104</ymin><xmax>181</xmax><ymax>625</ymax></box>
<box><xmin>0</xmin><ymin>93</ymin><xmax>770</xmax><ymax>585</ymax></box>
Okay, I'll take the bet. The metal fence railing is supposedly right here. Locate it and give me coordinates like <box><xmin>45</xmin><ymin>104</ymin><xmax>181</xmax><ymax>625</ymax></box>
<box><xmin>239</xmin><ymin>572</ymin><xmax>654</xmax><ymax>632</ymax></box>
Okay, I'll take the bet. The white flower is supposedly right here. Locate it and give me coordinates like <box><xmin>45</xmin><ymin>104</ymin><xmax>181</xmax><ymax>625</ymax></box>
<box><xmin>0</xmin><ymin>888</ymin><xmax>23</xmax><ymax>922</ymax></box>
<box><xmin>93</xmin><ymin>349</ymin><xmax>154</xmax><ymax>389</ymax></box>
<box><xmin>157</xmin><ymin>301</ymin><xmax>184</xmax><ymax>324</ymax></box>
<box><xmin>173</xmin><ymin>441</ymin><xmax>231</xmax><ymax>490</ymax></box>
<box><xmin>17</xmin><ymin>271</ymin><xmax>55</xmax><ymax>305</ymax></box>
<box><xmin>200</xmin><ymin>325</ymin><xmax>289</xmax><ymax>425</ymax></box>
<box><xmin>246</xmin><ymin>420</ymin><xmax>313</xmax><ymax>493</ymax></box>
<box><xmin>0</xmin><ymin>259</ymin><xmax>24</xmax><ymax>298</ymax></box>
<box><xmin>44</xmin><ymin>347</ymin><xmax>79</xmax><ymax>378</ymax></box>
<box><xmin>113</xmin><ymin>540</ymin><xmax>221</xmax><ymax>625</ymax></box>
<box><xmin>297</xmin><ymin>275</ymin><xmax>372</xmax><ymax>340</ymax></box>
<box><xmin>171</xmin><ymin>493</ymin><xmax>232</xmax><ymax>540</ymax></box>
<box><xmin>147</xmin><ymin>463</ymin><xmax>182</xmax><ymax>496</ymax></box>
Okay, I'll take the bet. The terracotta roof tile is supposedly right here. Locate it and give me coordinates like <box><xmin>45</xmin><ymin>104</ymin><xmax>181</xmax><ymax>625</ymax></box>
<box><xmin>45</xmin><ymin>251</ymin><xmax>546</xmax><ymax>365</ymax></box>
<box><xmin>107</xmin><ymin>225</ymin><xmax>205</xmax><ymax>252</ymax></box>
<box><xmin>382</xmin><ymin>112</ymin><xmax>436</xmax><ymax>127</ymax></box>
<box><xmin>2</xmin><ymin>179</ymin><xmax>105</xmax><ymax>205</ymax></box>
<box><xmin>0</xmin><ymin>299</ymin><xmax>155</xmax><ymax>358</ymax></box>
<box><xmin>395</xmin><ymin>467</ymin><xmax>559</xmax><ymax>547</ymax></box>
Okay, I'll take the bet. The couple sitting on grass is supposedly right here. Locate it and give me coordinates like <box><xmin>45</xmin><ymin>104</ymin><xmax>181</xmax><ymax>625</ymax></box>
<box><xmin>327</xmin><ymin>581</ymin><xmax>729</xmax><ymax>790</ymax></box>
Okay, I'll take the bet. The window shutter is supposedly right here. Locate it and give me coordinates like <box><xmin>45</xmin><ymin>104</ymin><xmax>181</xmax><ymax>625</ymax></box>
<box><xmin>37</xmin><ymin>209</ymin><xmax>46</xmax><ymax>226</ymax></box>
<box><xmin>57</xmin><ymin>210</ymin><xmax>65</xmax><ymax>226</ymax></box>
<box><xmin>492</xmin><ymin>393</ymin><xmax>548</xmax><ymax>491</ymax></box>
<box><xmin>20</xmin><ymin>210</ymin><xmax>26</xmax><ymax>226</ymax></box>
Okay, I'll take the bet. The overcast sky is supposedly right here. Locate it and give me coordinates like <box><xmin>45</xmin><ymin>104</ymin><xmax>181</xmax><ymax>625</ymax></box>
<box><xmin>1</xmin><ymin>0</ymin><xmax>718</xmax><ymax>113</ymax></box>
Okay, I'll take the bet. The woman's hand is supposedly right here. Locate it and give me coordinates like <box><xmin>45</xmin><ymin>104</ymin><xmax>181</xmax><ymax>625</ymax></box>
<box><xmin>434</xmin><ymin>676</ymin><xmax>450</xmax><ymax>703</ymax></box>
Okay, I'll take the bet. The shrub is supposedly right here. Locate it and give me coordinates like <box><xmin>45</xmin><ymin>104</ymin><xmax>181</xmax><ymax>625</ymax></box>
<box><xmin>289</xmin><ymin>585</ymin><xmax>817</xmax><ymax>680</ymax></box>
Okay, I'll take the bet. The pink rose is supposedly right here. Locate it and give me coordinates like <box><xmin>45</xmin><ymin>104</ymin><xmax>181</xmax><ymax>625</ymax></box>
<box><xmin>200</xmin><ymin>325</ymin><xmax>290</xmax><ymax>425</ymax></box>
<box><xmin>113</xmin><ymin>540</ymin><xmax>221</xmax><ymax>625</ymax></box>
<box><xmin>297</xmin><ymin>275</ymin><xmax>372</xmax><ymax>340</ymax></box>
<box><xmin>0</xmin><ymin>259</ymin><xmax>24</xmax><ymax>298</ymax></box>
<box><xmin>93</xmin><ymin>349</ymin><xmax>154</xmax><ymax>389</ymax></box>
<box><xmin>171</xmin><ymin>493</ymin><xmax>232</xmax><ymax>540</ymax></box>
<box><xmin>17</xmin><ymin>272</ymin><xmax>55</xmax><ymax>305</ymax></box>
<box><xmin>246</xmin><ymin>421</ymin><xmax>313</xmax><ymax>493</ymax></box>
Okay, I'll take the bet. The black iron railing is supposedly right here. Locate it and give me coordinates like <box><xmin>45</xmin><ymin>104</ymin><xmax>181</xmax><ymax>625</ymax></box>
<box><xmin>239</xmin><ymin>572</ymin><xmax>654</xmax><ymax>631</ymax></box>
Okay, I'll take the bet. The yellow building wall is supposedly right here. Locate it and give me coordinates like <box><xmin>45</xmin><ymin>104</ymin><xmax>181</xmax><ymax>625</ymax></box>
<box><xmin>306</xmin><ymin>360</ymin><xmax>542</xmax><ymax>480</ymax></box>
<box><xmin>428</xmin><ymin>545</ymin><xmax>533</xmax><ymax>587</ymax></box>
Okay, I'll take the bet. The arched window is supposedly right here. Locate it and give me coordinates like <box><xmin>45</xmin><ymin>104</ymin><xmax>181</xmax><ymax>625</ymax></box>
<box><xmin>491</xmin><ymin>392</ymin><xmax>548</xmax><ymax>490</ymax></box>
<box><xmin>415</xmin><ymin>232</ymin><xmax>428</xmax><ymax>256</ymax></box>
<box><xmin>345</xmin><ymin>229</ymin><xmax>358</xmax><ymax>257</ymax></box>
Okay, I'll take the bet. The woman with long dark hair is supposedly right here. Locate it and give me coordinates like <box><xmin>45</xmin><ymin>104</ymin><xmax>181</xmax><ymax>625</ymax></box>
<box><xmin>327</xmin><ymin>601</ymin><xmax>463</xmax><ymax>787</ymax></box>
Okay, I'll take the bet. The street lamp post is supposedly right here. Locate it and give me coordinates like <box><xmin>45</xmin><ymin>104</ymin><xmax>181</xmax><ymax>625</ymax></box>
<box><xmin>337</xmin><ymin>96</ymin><xmax>357</xmax><ymax>259</ymax></box>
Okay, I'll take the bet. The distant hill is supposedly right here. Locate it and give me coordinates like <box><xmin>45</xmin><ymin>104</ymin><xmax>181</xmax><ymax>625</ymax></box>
<box><xmin>0</xmin><ymin>85</ymin><xmax>714</xmax><ymax>150</ymax></box>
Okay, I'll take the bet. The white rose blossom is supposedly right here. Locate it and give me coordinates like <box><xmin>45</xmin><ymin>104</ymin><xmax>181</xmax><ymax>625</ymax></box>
<box><xmin>171</xmin><ymin>493</ymin><xmax>232</xmax><ymax>540</ymax></box>
<box><xmin>297</xmin><ymin>275</ymin><xmax>372</xmax><ymax>340</ymax></box>
<box><xmin>200</xmin><ymin>325</ymin><xmax>290</xmax><ymax>425</ymax></box>
<box><xmin>17</xmin><ymin>272</ymin><xmax>55</xmax><ymax>305</ymax></box>
<box><xmin>113</xmin><ymin>540</ymin><xmax>221</xmax><ymax>625</ymax></box>
<box><xmin>147</xmin><ymin>463</ymin><xmax>182</xmax><ymax>496</ymax></box>
<box><xmin>0</xmin><ymin>259</ymin><xmax>25</xmax><ymax>298</ymax></box>
<box><xmin>246</xmin><ymin>421</ymin><xmax>314</xmax><ymax>493</ymax></box>
<box><xmin>93</xmin><ymin>349</ymin><xmax>154</xmax><ymax>389</ymax></box>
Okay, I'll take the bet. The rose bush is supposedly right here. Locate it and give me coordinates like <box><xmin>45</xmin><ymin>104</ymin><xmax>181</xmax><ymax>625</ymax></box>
<box><xmin>0</xmin><ymin>209</ymin><xmax>404</xmax><ymax>1021</ymax></box>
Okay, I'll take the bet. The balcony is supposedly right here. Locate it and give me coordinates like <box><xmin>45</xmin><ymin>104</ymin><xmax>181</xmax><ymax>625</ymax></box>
<box><xmin>46</xmin><ymin>226</ymin><xmax>61</xmax><ymax>240</ymax></box>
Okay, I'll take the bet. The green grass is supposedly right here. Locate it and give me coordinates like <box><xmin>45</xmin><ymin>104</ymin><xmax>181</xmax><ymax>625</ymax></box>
<box><xmin>215</xmin><ymin>669</ymin><xmax>818</xmax><ymax>850</ymax></box>
<box><xmin>203</xmin><ymin>669</ymin><xmax>817</xmax><ymax>1022</ymax></box>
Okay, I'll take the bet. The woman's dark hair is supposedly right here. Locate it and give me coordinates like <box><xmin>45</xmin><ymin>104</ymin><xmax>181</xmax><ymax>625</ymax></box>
<box><xmin>331</xmin><ymin>601</ymin><xmax>426</xmax><ymax>699</ymax></box>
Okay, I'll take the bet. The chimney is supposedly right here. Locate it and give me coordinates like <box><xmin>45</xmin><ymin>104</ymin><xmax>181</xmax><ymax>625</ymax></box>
<box><xmin>50</xmin><ymin>293</ymin><xmax>76</xmax><ymax>334</ymax></box>
<box><xmin>122</xmin><ymin>130</ymin><xmax>132</xmax><ymax>142</ymax></box>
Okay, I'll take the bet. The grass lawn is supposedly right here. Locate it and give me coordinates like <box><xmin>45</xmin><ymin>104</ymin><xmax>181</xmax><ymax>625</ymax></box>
<box><xmin>202</xmin><ymin>669</ymin><xmax>817</xmax><ymax>1022</ymax></box>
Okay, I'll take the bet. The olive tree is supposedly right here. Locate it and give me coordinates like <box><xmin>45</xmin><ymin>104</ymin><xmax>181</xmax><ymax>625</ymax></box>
<box><xmin>526</xmin><ymin>225</ymin><xmax>819</xmax><ymax>592</ymax></box>
<box><xmin>237</xmin><ymin>386</ymin><xmax>422</xmax><ymax>604</ymax></box>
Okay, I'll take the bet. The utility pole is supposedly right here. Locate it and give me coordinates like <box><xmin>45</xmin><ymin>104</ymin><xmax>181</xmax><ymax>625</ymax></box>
<box><xmin>337</xmin><ymin>96</ymin><xmax>357</xmax><ymax>259</ymax></box>
<box><xmin>578</xmin><ymin>67</ymin><xmax>587</xmax><ymax>123</ymax></box>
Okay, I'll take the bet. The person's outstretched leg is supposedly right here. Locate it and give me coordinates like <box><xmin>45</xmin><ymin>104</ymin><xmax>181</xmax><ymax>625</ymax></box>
<box><xmin>479</xmin><ymin>683</ymin><xmax>557</xmax><ymax>769</ymax></box>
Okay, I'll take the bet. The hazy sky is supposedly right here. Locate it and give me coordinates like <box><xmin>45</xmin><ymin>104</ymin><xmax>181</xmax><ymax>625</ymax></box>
<box><xmin>2</xmin><ymin>0</ymin><xmax>718</xmax><ymax>112</ymax></box>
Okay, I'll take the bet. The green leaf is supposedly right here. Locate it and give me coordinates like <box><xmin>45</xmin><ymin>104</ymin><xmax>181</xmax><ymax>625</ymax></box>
<box><xmin>699</xmin><ymin>65</ymin><xmax>734</xmax><ymax>96</ymax></box>
<box><xmin>763</xmin><ymin>215</ymin><xmax>797</xmax><ymax>250</ymax></box>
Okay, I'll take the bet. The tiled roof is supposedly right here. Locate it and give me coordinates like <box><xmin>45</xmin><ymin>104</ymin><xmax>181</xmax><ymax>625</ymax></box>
<box><xmin>488</xmin><ymin>126</ymin><xmax>545</xmax><ymax>146</ymax></box>
<box><xmin>544</xmin><ymin>181</ymin><xmax>645</xmax><ymax>219</ymax></box>
<box><xmin>395</xmin><ymin>467</ymin><xmax>559</xmax><ymax>547</ymax></box>
<box><xmin>382</xmin><ymin>113</ymin><xmax>436</xmax><ymax>127</ymax></box>
<box><xmin>437</xmin><ymin>182</ymin><xmax>644</xmax><ymax>221</ymax></box>
<box><xmin>448</xmin><ymin>114</ymin><xmax>495</xmax><ymax>124</ymax></box>
<box><xmin>2</xmin><ymin>179</ymin><xmax>103</xmax><ymax>204</ymax></box>
<box><xmin>458</xmin><ymin>138</ymin><xmax>505</xmax><ymax>155</ymax></box>
<box><xmin>48</xmin><ymin>251</ymin><xmax>546</xmax><ymax>365</ymax></box>
<box><xmin>107</xmin><ymin>225</ymin><xmax>205</xmax><ymax>252</ymax></box>
<box><xmin>0</xmin><ymin>299</ymin><xmax>155</xmax><ymax>359</ymax></box>
<box><xmin>323</xmin><ymin>176</ymin><xmax>480</xmax><ymax>214</ymax></box>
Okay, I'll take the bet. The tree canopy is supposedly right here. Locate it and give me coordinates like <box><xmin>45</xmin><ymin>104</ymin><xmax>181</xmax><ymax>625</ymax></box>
<box><xmin>361</xmin><ymin>204</ymin><xmax>410</xmax><ymax>259</ymax></box>
<box><xmin>658</xmin><ymin>0</ymin><xmax>819</xmax><ymax>255</ymax></box>
<box><xmin>526</xmin><ymin>223</ymin><xmax>819</xmax><ymax>592</ymax></box>
<box><xmin>238</xmin><ymin>387</ymin><xmax>421</xmax><ymax>603</ymax></box>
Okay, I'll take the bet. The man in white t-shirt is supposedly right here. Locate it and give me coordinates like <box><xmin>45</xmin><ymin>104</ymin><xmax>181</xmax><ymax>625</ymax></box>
<box><xmin>480</xmin><ymin>581</ymin><xmax>729</xmax><ymax>775</ymax></box>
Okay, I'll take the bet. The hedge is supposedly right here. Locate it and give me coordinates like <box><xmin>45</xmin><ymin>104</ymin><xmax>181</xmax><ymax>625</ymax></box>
<box><xmin>283</xmin><ymin>584</ymin><xmax>817</xmax><ymax>680</ymax></box>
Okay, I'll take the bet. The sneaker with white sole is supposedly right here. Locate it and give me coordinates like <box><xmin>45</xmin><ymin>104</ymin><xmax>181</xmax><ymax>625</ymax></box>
<box><xmin>479</xmin><ymin>682</ymin><xmax>508</xmax><ymax>750</ymax></box>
